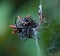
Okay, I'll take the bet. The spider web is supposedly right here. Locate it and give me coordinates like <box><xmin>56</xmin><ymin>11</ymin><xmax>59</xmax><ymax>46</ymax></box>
<box><xmin>39</xmin><ymin>18</ymin><xmax>60</xmax><ymax>56</ymax></box>
<box><xmin>38</xmin><ymin>0</ymin><xmax>60</xmax><ymax>56</ymax></box>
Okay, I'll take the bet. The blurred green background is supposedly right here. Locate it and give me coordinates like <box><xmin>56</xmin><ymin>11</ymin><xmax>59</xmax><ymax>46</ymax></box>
<box><xmin>0</xmin><ymin>0</ymin><xmax>60</xmax><ymax>56</ymax></box>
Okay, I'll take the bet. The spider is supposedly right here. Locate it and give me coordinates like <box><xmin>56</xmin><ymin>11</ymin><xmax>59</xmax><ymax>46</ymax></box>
<box><xmin>9</xmin><ymin>4</ymin><xmax>44</xmax><ymax>40</ymax></box>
